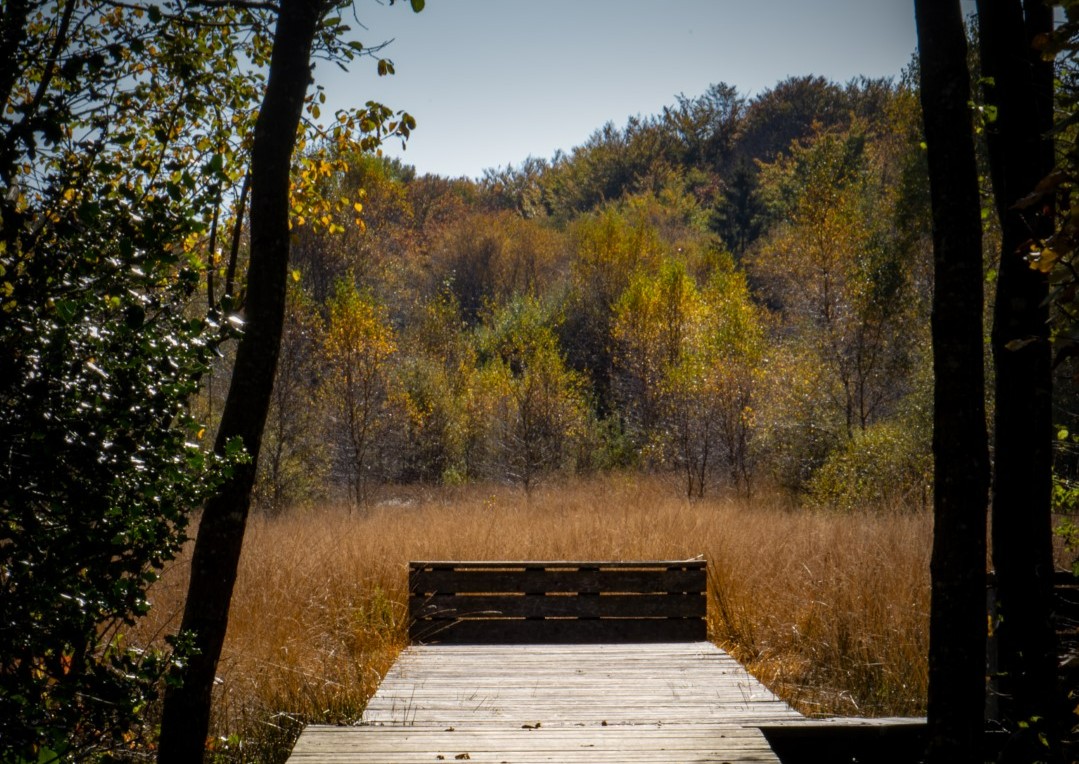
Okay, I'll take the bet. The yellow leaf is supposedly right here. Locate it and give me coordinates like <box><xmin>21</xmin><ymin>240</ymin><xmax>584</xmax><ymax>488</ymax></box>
<box><xmin>353</xmin><ymin>201</ymin><xmax>363</xmax><ymax>213</ymax></box>
<box><xmin>1031</xmin><ymin>248</ymin><xmax>1058</xmax><ymax>273</ymax></box>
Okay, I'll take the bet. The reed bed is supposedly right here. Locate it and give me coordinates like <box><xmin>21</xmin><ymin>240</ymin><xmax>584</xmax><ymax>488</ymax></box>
<box><xmin>135</xmin><ymin>474</ymin><xmax>931</xmax><ymax>762</ymax></box>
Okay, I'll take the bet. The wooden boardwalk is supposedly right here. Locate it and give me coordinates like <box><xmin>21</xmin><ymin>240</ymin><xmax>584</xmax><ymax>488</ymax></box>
<box><xmin>288</xmin><ymin>562</ymin><xmax>806</xmax><ymax>762</ymax></box>
<box><xmin>288</xmin><ymin>642</ymin><xmax>803</xmax><ymax>763</ymax></box>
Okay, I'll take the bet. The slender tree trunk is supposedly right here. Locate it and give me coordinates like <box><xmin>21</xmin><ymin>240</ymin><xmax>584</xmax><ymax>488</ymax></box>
<box><xmin>156</xmin><ymin>1</ymin><xmax>324</xmax><ymax>759</ymax></box>
<box><xmin>976</xmin><ymin>2</ymin><xmax>1060</xmax><ymax>757</ymax></box>
<box><xmin>915</xmin><ymin>2</ymin><xmax>990</xmax><ymax>761</ymax></box>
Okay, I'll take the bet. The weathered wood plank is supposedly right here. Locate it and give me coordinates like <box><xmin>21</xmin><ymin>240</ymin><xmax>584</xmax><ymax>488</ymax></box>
<box><xmin>289</xmin><ymin>724</ymin><xmax>783</xmax><ymax>763</ymax></box>
<box><xmin>286</xmin><ymin>564</ymin><xmax>803</xmax><ymax>763</ymax></box>
<box><xmin>411</xmin><ymin>593</ymin><xmax>706</xmax><ymax>619</ymax></box>
<box><xmin>410</xmin><ymin>617</ymin><xmax>705</xmax><ymax>644</ymax></box>
<box><xmin>409</xmin><ymin>568</ymin><xmax>706</xmax><ymax>595</ymax></box>
<box><xmin>410</xmin><ymin>560</ymin><xmax>707</xmax><ymax>570</ymax></box>
<box><xmin>360</xmin><ymin>643</ymin><xmax>802</xmax><ymax>728</ymax></box>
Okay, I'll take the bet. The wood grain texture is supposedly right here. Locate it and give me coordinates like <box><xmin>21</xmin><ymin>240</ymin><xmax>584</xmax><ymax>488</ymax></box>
<box><xmin>408</xmin><ymin>561</ymin><xmax>706</xmax><ymax>645</ymax></box>
<box><xmin>410</xmin><ymin>617</ymin><xmax>706</xmax><ymax>644</ymax></box>
<box><xmin>287</xmin><ymin>643</ymin><xmax>803</xmax><ymax>762</ymax></box>
<box><xmin>413</xmin><ymin>593</ymin><xmax>707</xmax><ymax>619</ymax></box>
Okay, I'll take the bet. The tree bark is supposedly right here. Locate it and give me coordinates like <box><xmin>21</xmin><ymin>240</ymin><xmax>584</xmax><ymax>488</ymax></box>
<box><xmin>976</xmin><ymin>1</ymin><xmax>1060</xmax><ymax>757</ymax></box>
<box><xmin>156</xmin><ymin>1</ymin><xmax>325</xmax><ymax>759</ymax></box>
<box><xmin>915</xmin><ymin>2</ymin><xmax>990</xmax><ymax>761</ymax></box>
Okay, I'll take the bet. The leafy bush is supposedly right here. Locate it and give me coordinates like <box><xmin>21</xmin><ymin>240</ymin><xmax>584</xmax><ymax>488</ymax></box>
<box><xmin>807</xmin><ymin>421</ymin><xmax>931</xmax><ymax>511</ymax></box>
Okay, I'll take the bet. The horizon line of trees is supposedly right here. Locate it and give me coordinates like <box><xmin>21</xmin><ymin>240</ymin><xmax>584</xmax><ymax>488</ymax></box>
<box><xmin>225</xmin><ymin>72</ymin><xmax>942</xmax><ymax>512</ymax></box>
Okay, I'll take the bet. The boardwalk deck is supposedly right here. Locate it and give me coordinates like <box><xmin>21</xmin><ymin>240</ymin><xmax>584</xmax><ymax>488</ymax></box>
<box><xmin>288</xmin><ymin>642</ymin><xmax>803</xmax><ymax>763</ymax></box>
<box><xmin>288</xmin><ymin>561</ymin><xmax>806</xmax><ymax>762</ymax></box>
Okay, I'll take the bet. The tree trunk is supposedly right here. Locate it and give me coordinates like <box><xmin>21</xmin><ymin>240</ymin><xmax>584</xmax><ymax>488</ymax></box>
<box><xmin>156</xmin><ymin>1</ymin><xmax>324</xmax><ymax>759</ymax></box>
<box><xmin>976</xmin><ymin>1</ymin><xmax>1060</xmax><ymax>757</ymax></box>
<box><xmin>915</xmin><ymin>2</ymin><xmax>990</xmax><ymax>761</ymax></box>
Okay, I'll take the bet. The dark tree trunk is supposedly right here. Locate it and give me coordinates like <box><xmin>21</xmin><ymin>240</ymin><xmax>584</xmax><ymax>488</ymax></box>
<box><xmin>976</xmin><ymin>1</ymin><xmax>1060</xmax><ymax>757</ymax></box>
<box><xmin>915</xmin><ymin>2</ymin><xmax>990</xmax><ymax>762</ymax></box>
<box><xmin>156</xmin><ymin>1</ymin><xmax>324</xmax><ymax>759</ymax></box>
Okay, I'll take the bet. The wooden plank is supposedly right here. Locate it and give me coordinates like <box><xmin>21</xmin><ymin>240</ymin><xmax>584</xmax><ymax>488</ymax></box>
<box><xmin>287</xmin><ymin>643</ymin><xmax>800</xmax><ymax>761</ymax></box>
<box><xmin>411</xmin><ymin>593</ymin><xmax>706</xmax><ymax>619</ymax></box>
<box><xmin>362</xmin><ymin>643</ymin><xmax>802</xmax><ymax>727</ymax></box>
<box><xmin>288</xmin><ymin>725</ymin><xmax>782</xmax><ymax>763</ymax></box>
<box><xmin>409</xmin><ymin>569</ymin><xmax>706</xmax><ymax>595</ymax></box>
<box><xmin>410</xmin><ymin>560</ymin><xmax>706</xmax><ymax>570</ymax></box>
<box><xmin>410</xmin><ymin>617</ymin><xmax>705</xmax><ymax>644</ymax></box>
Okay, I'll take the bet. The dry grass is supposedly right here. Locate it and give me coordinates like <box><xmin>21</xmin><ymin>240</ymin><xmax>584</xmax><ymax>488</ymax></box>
<box><xmin>134</xmin><ymin>474</ymin><xmax>931</xmax><ymax>761</ymax></box>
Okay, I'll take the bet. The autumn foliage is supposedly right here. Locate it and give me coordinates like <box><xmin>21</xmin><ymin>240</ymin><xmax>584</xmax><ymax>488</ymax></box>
<box><xmin>221</xmin><ymin>77</ymin><xmax>935</xmax><ymax>508</ymax></box>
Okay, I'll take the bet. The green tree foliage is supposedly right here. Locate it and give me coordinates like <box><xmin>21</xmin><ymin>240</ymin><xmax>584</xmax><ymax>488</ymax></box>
<box><xmin>661</xmin><ymin>82</ymin><xmax>745</xmax><ymax>172</ymax></box>
<box><xmin>613</xmin><ymin>259</ymin><xmax>703</xmax><ymax>451</ymax></box>
<box><xmin>476</xmin><ymin>296</ymin><xmax>591</xmax><ymax>492</ymax></box>
<box><xmin>0</xmin><ymin>0</ymin><xmax>260</xmax><ymax>756</ymax></box>
<box><xmin>752</xmin><ymin>121</ymin><xmax>922</xmax><ymax>444</ymax></box>
<box><xmin>613</xmin><ymin>256</ymin><xmax>764</xmax><ymax>496</ymax></box>
<box><xmin>807</xmin><ymin>420</ymin><xmax>931</xmax><ymax>511</ymax></box>
<box><xmin>710</xmin><ymin>157</ymin><xmax>765</xmax><ymax>258</ymax></box>
<box><xmin>561</xmin><ymin>205</ymin><xmax>664</xmax><ymax>413</ymax></box>
<box><xmin>157</xmin><ymin>0</ymin><xmax>421</xmax><ymax>748</ymax></box>
<box><xmin>393</xmin><ymin>290</ymin><xmax>477</xmax><ymax>483</ymax></box>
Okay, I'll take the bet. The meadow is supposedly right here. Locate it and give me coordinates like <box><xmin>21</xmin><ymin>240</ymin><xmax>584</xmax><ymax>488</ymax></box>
<box><xmin>135</xmin><ymin>475</ymin><xmax>932</xmax><ymax>762</ymax></box>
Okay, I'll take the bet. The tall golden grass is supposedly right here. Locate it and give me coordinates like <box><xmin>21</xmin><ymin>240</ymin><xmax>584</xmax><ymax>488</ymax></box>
<box><xmin>134</xmin><ymin>474</ymin><xmax>931</xmax><ymax>762</ymax></box>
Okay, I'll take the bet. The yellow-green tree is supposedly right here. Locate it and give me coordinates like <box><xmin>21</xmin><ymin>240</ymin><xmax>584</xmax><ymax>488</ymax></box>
<box><xmin>612</xmin><ymin>258</ymin><xmax>702</xmax><ymax>451</ymax></box>
<box><xmin>321</xmin><ymin>279</ymin><xmax>397</xmax><ymax>508</ymax></box>
<box><xmin>752</xmin><ymin>122</ymin><xmax>921</xmax><ymax>448</ymax></box>
<box><xmin>563</xmin><ymin>206</ymin><xmax>665</xmax><ymax>412</ymax></box>
<box><xmin>393</xmin><ymin>290</ymin><xmax>477</xmax><ymax>483</ymax></box>
<box><xmin>695</xmin><ymin>260</ymin><xmax>765</xmax><ymax>493</ymax></box>
<box><xmin>477</xmin><ymin>296</ymin><xmax>591</xmax><ymax>492</ymax></box>
<box><xmin>614</xmin><ymin>256</ymin><xmax>764</xmax><ymax>496</ymax></box>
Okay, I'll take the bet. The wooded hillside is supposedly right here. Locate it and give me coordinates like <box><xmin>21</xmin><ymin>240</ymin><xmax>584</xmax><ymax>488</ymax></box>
<box><xmin>225</xmin><ymin>74</ymin><xmax>943</xmax><ymax>510</ymax></box>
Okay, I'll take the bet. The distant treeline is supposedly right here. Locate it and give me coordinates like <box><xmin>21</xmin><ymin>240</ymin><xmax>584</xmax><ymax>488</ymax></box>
<box><xmin>206</xmin><ymin>74</ymin><xmax>954</xmax><ymax>511</ymax></box>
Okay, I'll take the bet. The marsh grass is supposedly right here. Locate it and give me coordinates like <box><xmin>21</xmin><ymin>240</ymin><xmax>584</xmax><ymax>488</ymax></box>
<box><xmin>135</xmin><ymin>474</ymin><xmax>931</xmax><ymax>762</ymax></box>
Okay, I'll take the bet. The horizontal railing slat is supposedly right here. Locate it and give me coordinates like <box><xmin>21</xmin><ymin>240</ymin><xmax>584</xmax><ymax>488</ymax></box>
<box><xmin>410</xmin><ymin>569</ymin><xmax>706</xmax><ymax>595</ymax></box>
<box><xmin>408</xmin><ymin>560</ymin><xmax>708</xmax><ymax>645</ymax></box>
<box><xmin>411</xmin><ymin>560</ymin><xmax>706</xmax><ymax>570</ymax></box>
<box><xmin>411</xmin><ymin>593</ymin><xmax>706</xmax><ymax>619</ymax></box>
<box><xmin>409</xmin><ymin>617</ymin><xmax>706</xmax><ymax>644</ymax></box>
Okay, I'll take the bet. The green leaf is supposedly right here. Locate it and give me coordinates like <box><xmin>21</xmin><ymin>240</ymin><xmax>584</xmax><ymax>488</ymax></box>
<box><xmin>410</xmin><ymin>0</ymin><xmax>425</xmax><ymax>10</ymax></box>
<box><xmin>1005</xmin><ymin>337</ymin><xmax>1036</xmax><ymax>352</ymax></box>
<box><xmin>54</xmin><ymin>299</ymin><xmax>78</xmax><ymax>324</ymax></box>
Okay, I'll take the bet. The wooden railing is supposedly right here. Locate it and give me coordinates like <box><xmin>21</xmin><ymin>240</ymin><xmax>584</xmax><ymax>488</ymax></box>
<box><xmin>408</xmin><ymin>559</ymin><xmax>707</xmax><ymax>644</ymax></box>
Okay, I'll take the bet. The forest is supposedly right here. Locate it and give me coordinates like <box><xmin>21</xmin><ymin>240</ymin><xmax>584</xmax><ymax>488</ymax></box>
<box><xmin>233</xmin><ymin>74</ymin><xmax>936</xmax><ymax>511</ymax></box>
<box><xmin>3</xmin><ymin>0</ymin><xmax>1079</xmax><ymax>762</ymax></box>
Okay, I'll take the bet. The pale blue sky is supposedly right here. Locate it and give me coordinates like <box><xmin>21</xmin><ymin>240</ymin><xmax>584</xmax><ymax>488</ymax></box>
<box><xmin>315</xmin><ymin>1</ymin><xmax>943</xmax><ymax>179</ymax></box>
